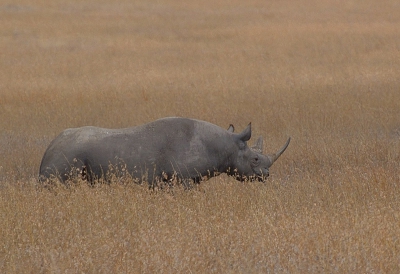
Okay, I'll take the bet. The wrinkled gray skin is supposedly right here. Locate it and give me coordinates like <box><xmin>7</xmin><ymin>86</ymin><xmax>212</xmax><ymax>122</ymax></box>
<box><xmin>39</xmin><ymin>117</ymin><xmax>290</xmax><ymax>185</ymax></box>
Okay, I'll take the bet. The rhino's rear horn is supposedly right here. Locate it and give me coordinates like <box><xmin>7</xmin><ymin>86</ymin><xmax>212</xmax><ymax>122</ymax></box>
<box><xmin>251</xmin><ymin>136</ymin><xmax>264</xmax><ymax>153</ymax></box>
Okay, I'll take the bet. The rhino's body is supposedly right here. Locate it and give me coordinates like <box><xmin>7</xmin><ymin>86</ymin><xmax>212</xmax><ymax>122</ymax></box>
<box><xmin>39</xmin><ymin>117</ymin><xmax>290</xmax><ymax>185</ymax></box>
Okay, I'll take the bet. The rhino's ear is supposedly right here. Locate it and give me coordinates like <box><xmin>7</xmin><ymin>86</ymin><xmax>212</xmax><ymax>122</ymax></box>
<box><xmin>227</xmin><ymin>124</ymin><xmax>235</xmax><ymax>133</ymax></box>
<box><xmin>251</xmin><ymin>136</ymin><xmax>263</xmax><ymax>153</ymax></box>
<box><xmin>236</xmin><ymin>123</ymin><xmax>251</xmax><ymax>142</ymax></box>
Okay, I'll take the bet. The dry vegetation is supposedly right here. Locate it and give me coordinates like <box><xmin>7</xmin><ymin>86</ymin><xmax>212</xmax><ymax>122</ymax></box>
<box><xmin>1</xmin><ymin>0</ymin><xmax>400</xmax><ymax>272</ymax></box>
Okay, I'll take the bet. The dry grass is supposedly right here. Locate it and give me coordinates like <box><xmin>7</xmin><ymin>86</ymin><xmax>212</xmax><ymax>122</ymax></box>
<box><xmin>1</xmin><ymin>0</ymin><xmax>400</xmax><ymax>272</ymax></box>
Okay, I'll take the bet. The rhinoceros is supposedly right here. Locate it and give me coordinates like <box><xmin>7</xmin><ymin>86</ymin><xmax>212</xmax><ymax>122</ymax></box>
<box><xmin>39</xmin><ymin>117</ymin><xmax>290</xmax><ymax>185</ymax></box>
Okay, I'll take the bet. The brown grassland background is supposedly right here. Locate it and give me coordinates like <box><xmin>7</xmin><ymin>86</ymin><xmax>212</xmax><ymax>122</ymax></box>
<box><xmin>1</xmin><ymin>0</ymin><xmax>400</xmax><ymax>272</ymax></box>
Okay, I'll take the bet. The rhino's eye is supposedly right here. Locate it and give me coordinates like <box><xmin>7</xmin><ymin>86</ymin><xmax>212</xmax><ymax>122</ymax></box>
<box><xmin>252</xmin><ymin>156</ymin><xmax>259</xmax><ymax>166</ymax></box>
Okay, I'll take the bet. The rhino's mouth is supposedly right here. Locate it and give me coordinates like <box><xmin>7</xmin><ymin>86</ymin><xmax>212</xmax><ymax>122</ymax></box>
<box><xmin>256</xmin><ymin>174</ymin><xmax>268</xmax><ymax>182</ymax></box>
<box><xmin>232</xmin><ymin>169</ymin><xmax>269</xmax><ymax>182</ymax></box>
<box><xmin>248</xmin><ymin>173</ymin><xmax>268</xmax><ymax>182</ymax></box>
<box><xmin>253</xmin><ymin>169</ymin><xmax>269</xmax><ymax>181</ymax></box>
<box><xmin>257</xmin><ymin>175</ymin><xmax>265</xmax><ymax>182</ymax></box>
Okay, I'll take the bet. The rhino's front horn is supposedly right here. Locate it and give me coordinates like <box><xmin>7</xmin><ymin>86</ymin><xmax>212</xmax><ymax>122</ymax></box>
<box><xmin>271</xmin><ymin>137</ymin><xmax>291</xmax><ymax>163</ymax></box>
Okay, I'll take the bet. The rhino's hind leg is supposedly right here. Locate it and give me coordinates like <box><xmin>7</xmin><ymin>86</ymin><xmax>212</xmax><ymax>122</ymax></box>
<box><xmin>61</xmin><ymin>159</ymin><xmax>95</xmax><ymax>186</ymax></box>
<box><xmin>83</xmin><ymin>159</ymin><xmax>98</xmax><ymax>183</ymax></box>
<box><xmin>81</xmin><ymin>165</ymin><xmax>92</xmax><ymax>183</ymax></box>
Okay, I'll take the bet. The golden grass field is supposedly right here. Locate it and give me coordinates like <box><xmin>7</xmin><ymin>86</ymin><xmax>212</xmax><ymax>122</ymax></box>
<box><xmin>1</xmin><ymin>0</ymin><xmax>400</xmax><ymax>272</ymax></box>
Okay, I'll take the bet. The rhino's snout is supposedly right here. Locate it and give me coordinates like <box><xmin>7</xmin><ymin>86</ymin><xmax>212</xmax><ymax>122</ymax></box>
<box><xmin>254</xmin><ymin>168</ymin><xmax>269</xmax><ymax>181</ymax></box>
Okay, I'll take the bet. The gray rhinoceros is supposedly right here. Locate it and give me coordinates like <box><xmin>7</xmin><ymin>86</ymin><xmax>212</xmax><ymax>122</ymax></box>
<box><xmin>39</xmin><ymin>117</ymin><xmax>290</xmax><ymax>185</ymax></box>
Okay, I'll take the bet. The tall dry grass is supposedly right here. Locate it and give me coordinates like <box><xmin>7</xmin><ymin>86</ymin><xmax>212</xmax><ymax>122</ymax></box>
<box><xmin>1</xmin><ymin>0</ymin><xmax>400</xmax><ymax>272</ymax></box>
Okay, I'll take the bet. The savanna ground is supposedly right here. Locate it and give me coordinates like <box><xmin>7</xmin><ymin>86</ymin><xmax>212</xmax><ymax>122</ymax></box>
<box><xmin>1</xmin><ymin>0</ymin><xmax>400</xmax><ymax>272</ymax></box>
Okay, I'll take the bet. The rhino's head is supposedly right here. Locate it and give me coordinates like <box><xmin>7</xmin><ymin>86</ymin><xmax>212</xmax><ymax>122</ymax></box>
<box><xmin>230</xmin><ymin>123</ymin><xmax>290</xmax><ymax>181</ymax></box>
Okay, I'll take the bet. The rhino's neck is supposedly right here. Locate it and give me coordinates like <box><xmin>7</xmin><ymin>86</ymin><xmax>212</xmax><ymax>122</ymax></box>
<box><xmin>217</xmin><ymin>148</ymin><xmax>237</xmax><ymax>176</ymax></box>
